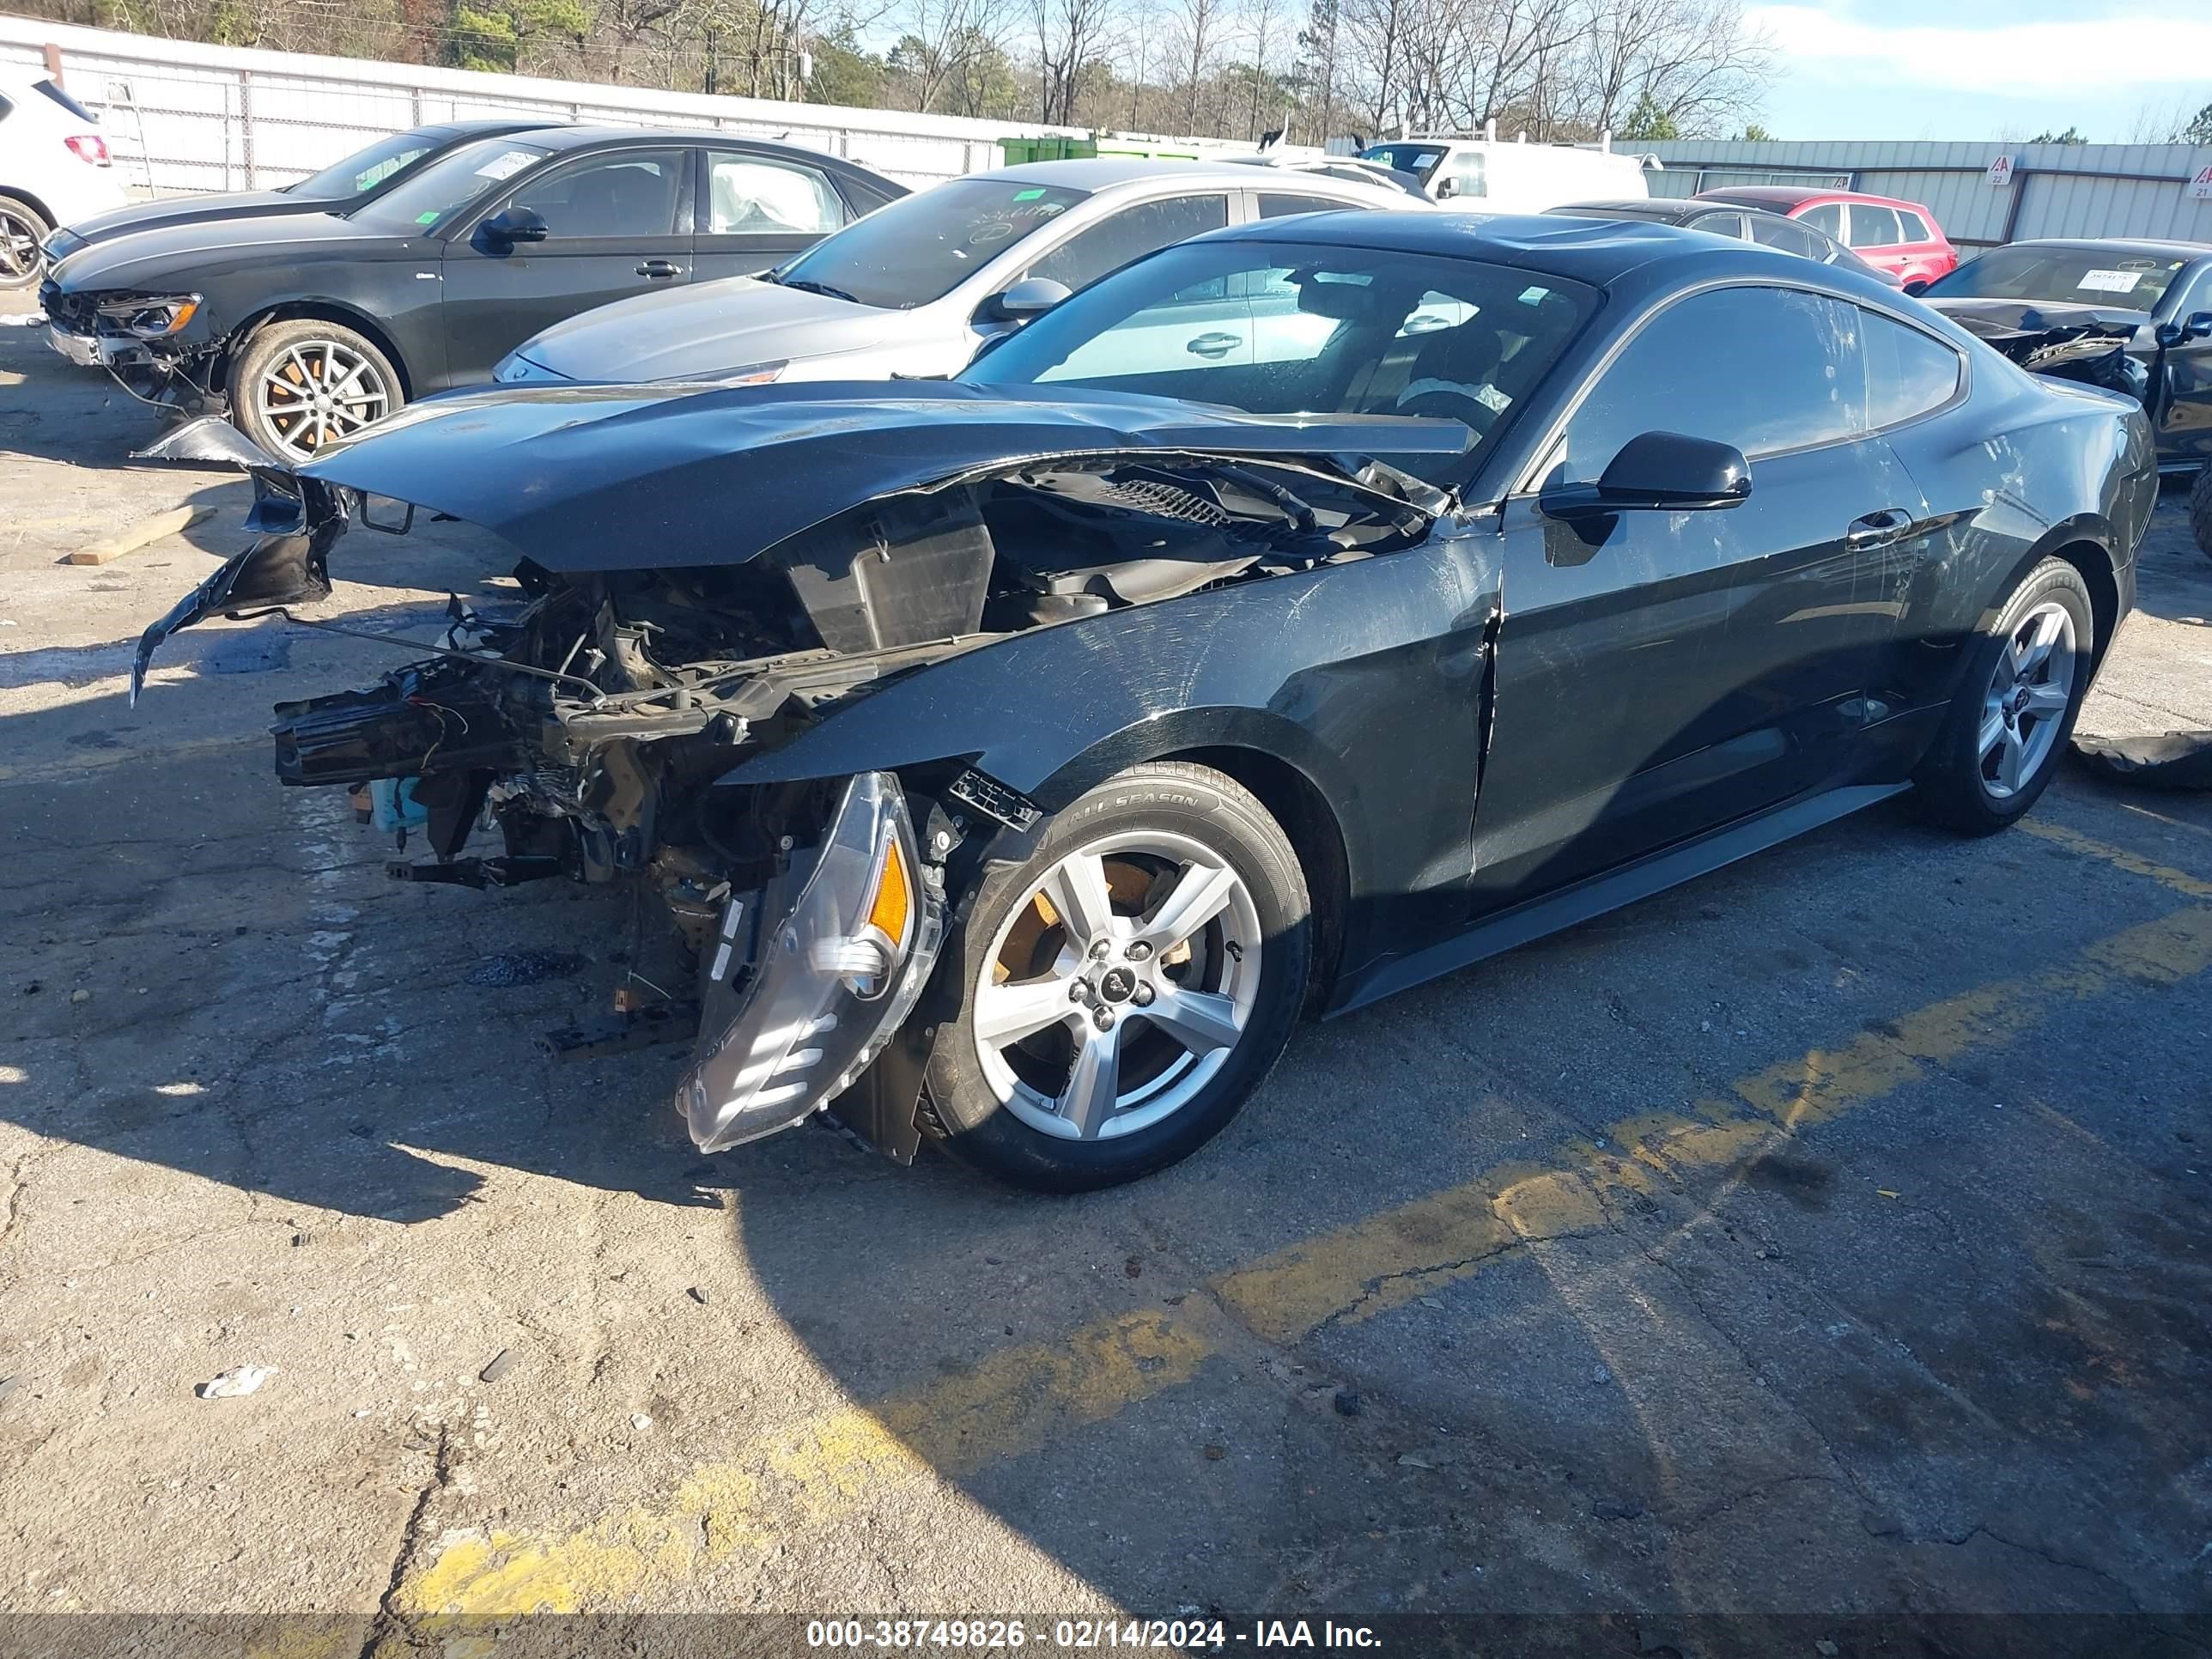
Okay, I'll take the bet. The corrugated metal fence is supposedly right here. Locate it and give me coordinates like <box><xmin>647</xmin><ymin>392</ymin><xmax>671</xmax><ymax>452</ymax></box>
<box><xmin>0</xmin><ymin>15</ymin><xmax>1096</xmax><ymax>193</ymax></box>
<box><xmin>1640</xmin><ymin>139</ymin><xmax>2212</xmax><ymax>248</ymax></box>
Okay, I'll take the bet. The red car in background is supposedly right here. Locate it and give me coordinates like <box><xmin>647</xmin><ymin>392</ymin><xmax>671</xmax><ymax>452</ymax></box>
<box><xmin>1691</xmin><ymin>185</ymin><xmax>1960</xmax><ymax>289</ymax></box>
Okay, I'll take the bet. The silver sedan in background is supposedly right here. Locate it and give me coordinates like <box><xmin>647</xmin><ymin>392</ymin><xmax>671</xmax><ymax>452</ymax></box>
<box><xmin>490</xmin><ymin>157</ymin><xmax>1431</xmax><ymax>388</ymax></box>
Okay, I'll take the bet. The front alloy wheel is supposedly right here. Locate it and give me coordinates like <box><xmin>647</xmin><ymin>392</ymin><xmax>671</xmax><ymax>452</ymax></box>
<box><xmin>974</xmin><ymin>831</ymin><xmax>1264</xmax><ymax>1142</ymax></box>
<box><xmin>226</xmin><ymin>318</ymin><xmax>404</xmax><ymax>464</ymax></box>
<box><xmin>925</xmin><ymin>762</ymin><xmax>1311</xmax><ymax>1192</ymax></box>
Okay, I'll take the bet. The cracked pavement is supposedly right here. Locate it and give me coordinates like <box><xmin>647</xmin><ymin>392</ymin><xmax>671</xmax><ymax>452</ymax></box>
<box><xmin>3</xmin><ymin>319</ymin><xmax>2212</xmax><ymax>1656</ymax></box>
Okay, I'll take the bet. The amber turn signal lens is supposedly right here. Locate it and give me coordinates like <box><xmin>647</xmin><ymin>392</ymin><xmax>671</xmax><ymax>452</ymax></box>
<box><xmin>864</xmin><ymin>830</ymin><xmax>912</xmax><ymax>948</ymax></box>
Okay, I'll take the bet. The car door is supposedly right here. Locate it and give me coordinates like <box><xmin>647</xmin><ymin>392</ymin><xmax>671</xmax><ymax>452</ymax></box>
<box><xmin>1471</xmin><ymin>282</ymin><xmax>1929</xmax><ymax>906</ymax></box>
<box><xmin>437</xmin><ymin>144</ymin><xmax>693</xmax><ymax>386</ymax></box>
<box><xmin>2153</xmin><ymin>261</ymin><xmax>2212</xmax><ymax>468</ymax></box>
<box><xmin>691</xmin><ymin>149</ymin><xmax>849</xmax><ymax>282</ymax></box>
<box><xmin>1844</xmin><ymin>203</ymin><xmax>1907</xmax><ymax>276</ymax></box>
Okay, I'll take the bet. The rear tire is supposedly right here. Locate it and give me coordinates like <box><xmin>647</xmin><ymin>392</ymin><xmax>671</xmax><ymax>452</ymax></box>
<box><xmin>226</xmin><ymin>318</ymin><xmax>404</xmax><ymax>464</ymax></box>
<box><xmin>0</xmin><ymin>195</ymin><xmax>52</xmax><ymax>293</ymax></box>
<box><xmin>1910</xmin><ymin>557</ymin><xmax>2094</xmax><ymax>835</ymax></box>
<box><xmin>924</xmin><ymin>762</ymin><xmax>1311</xmax><ymax>1194</ymax></box>
<box><xmin>2190</xmin><ymin>464</ymin><xmax>2212</xmax><ymax>562</ymax></box>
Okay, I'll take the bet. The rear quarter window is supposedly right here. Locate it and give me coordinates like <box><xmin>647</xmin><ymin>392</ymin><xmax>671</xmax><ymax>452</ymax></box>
<box><xmin>1897</xmin><ymin>210</ymin><xmax>1931</xmax><ymax>241</ymax></box>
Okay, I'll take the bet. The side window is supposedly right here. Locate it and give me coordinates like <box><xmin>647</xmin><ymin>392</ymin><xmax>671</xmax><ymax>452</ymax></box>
<box><xmin>1258</xmin><ymin>192</ymin><xmax>1358</xmax><ymax>219</ymax></box>
<box><xmin>1443</xmin><ymin>151</ymin><xmax>1487</xmax><ymax>198</ymax></box>
<box><xmin>706</xmin><ymin>154</ymin><xmax>845</xmax><ymax>235</ymax></box>
<box><xmin>507</xmin><ymin>149</ymin><xmax>685</xmax><ymax>239</ymax></box>
<box><xmin>1896</xmin><ymin>210</ymin><xmax>1930</xmax><ymax>242</ymax></box>
<box><xmin>1560</xmin><ymin>286</ymin><xmax>1863</xmax><ymax>482</ymax></box>
<box><xmin>1022</xmin><ymin>194</ymin><xmax>1229</xmax><ymax>294</ymax></box>
<box><xmin>1749</xmin><ymin>216</ymin><xmax>1824</xmax><ymax>259</ymax></box>
<box><xmin>1687</xmin><ymin>211</ymin><xmax>1748</xmax><ymax>240</ymax></box>
<box><xmin>1797</xmin><ymin>202</ymin><xmax>1844</xmax><ymax>238</ymax></box>
<box><xmin>1860</xmin><ymin>308</ymin><xmax>1960</xmax><ymax>428</ymax></box>
<box><xmin>1848</xmin><ymin>204</ymin><xmax>1902</xmax><ymax>248</ymax></box>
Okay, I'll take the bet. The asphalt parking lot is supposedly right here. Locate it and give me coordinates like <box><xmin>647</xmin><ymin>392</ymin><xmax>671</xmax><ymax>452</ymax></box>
<box><xmin>3</xmin><ymin>313</ymin><xmax>2211</xmax><ymax>1657</ymax></box>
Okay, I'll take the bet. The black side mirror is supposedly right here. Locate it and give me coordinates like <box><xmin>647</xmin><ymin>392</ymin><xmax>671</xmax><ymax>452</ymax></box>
<box><xmin>1545</xmin><ymin>431</ymin><xmax>1752</xmax><ymax>519</ymax></box>
<box><xmin>2161</xmin><ymin>309</ymin><xmax>2212</xmax><ymax>347</ymax></box>
<box><xmin>1434</xmin><ymin>177</ymin><xmax>1458</xmax><ymax>200</ymax></box>
<box><xmin>480</xmin><ymin>205</ymin><xmax>549</xmax><ymax>246</ymax></box>
<box><xmin>1902</xmin><ymin>277</ymin><xmax>1929</xmax><ymax>296</ymax></box>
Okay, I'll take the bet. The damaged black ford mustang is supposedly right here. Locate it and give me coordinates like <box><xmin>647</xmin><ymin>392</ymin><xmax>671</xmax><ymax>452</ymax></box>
<box><xmin>133</xmin><ymin>213</ymin><xmax>2156</xmax><ymax>1192</ymax></box>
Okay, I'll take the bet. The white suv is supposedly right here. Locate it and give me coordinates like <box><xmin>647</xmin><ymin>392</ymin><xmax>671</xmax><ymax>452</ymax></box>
<box><xmin>0</xmin><ymin>73</ymin><xmax>128</xmax><ymax>294</ymax></box>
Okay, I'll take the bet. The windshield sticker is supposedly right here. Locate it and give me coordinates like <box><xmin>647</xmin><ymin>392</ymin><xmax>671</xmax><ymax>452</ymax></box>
<box><xmin>1012</xmin><ymin>187</ymin><xmax>1047</xmax><ymax>201</ymax></box>
<box><xmin>415</xmin><ymin>210</ymin><xmax>442</xmax><ymax>225</ymax></box>
<box><xmin>474</xmin><ymin>149</ymin><xmax>538</xmax><ymax>182</ymax></box>
<box><xmin>2078</xmin><ymin>268</ymin><xmax>2142</xmax><ymax>294</ymax></box>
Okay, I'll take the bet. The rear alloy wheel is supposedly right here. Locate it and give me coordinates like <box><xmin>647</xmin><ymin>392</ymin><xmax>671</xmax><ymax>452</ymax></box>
<box><xmin>0</xmin><ymin>196</ymin><xmax>52</xmax><ymax>292</ymax></box>
<box><xmin>226</xmin><ymin>319</ymin><xmax>402</xmax><ymax>463</ymax></box>
<box><xmin>1911</xmin><ymin>557</ymin><xmax>2094</xmax><ymax>834</ymax></box>
<box><xmin>925</xmin><ymin>763</ymin><xmax>1311</xmax><ymax>1193</ymax></box>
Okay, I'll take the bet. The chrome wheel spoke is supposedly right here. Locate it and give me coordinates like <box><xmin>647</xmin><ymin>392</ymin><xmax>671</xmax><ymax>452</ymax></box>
<box><xmin>1140</xmin><ymin>984</ymin><xmax>1243</xmax><ymax>1056</ymax></box>
<box><xmin>1042</xmin><ymin>852</ymin><xmax>1117</xmax><ymax>951</ymax></box>
<box><xmin>2022</xmin><ymin>680</ymin><xmax>2070</xmax><ymax>716</ymax></box>
<box><xmin>1136</xmin><ymin>860</ymin><xmax>1239</xmax><ymax>955</ymax></box>
<box><xmin>2017</xmin><ymin>609</ymin><xmax>2063</xmax><ymax>676</ymax></box>
<box><xmin>1995</xmin><ymin>726</ymin><xmax>2027</xmax><ymax>793</ymax></box>
<box><xmin>1057</xmin><ymin>1025</ymin><xmax>1122</xmax><ymax>1139</ymax></box>
<box><xmin>975</xmin><ymin>975</ymin><xmax>1079</xmax><ymax>1048</ymax></box>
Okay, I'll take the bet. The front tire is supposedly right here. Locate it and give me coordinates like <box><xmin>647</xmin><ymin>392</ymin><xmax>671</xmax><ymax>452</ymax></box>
<box><xmin>0</xmin><ymin>195</ymin><xmax>52</xmax><ymax>293</ymax></box>
<box><xmin>226</xmin><ymin>319</ymin><xmax>403</xmax><ymax>464</ymax></box>
<box><xmin>924</xmin><ymin>762</ymin><xmax>1312</xmax><ymax>1194</ymax></box>
<box><xmin>2190</xmin><ymin>465</ymin><xmax>2212</xmax><ymax>561</ymax></box>
<box><xmin>1911</xmin><ymin>557</ymin><xmax>2094</xmax><ymax>835</ymax></box>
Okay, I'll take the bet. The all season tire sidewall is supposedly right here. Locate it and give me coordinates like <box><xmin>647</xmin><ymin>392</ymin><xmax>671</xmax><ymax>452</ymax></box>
<box><xmin>1915</xmin><ymin>558</ymin><xmax>2094</xmax><ymax>833</ymax></box>
<box><xmin>925</xmin><ymin>765</ymin><xmax>1311</xmax><ymax>1194</ymax></box>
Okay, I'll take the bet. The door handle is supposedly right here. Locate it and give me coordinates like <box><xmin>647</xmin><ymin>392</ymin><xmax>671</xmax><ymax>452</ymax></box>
<box><xmin>1185</xmin><ymin>332</ymin><xmax>1240</xmax><ymax>359</ymax></box>
<box><xmin>1843</xmin><ymin>507</ymin><xmax>1913</xmax><ymax>550</ymax></box>
<box><xmin>635</xmin><ymin>259</ymin><xmax>683</xmax><ymax>279</ymax></box>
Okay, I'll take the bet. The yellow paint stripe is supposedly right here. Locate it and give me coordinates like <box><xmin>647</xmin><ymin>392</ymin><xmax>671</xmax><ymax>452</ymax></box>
<box><xmin>2017</xmin><ymin>817</ymin><xmax>2212</xmax><ymax>898</ymax></box>
<box><xmin>403</xmin><ymin>900</ymin><xmax>2212</xmax><ymax>1619</ymax></box>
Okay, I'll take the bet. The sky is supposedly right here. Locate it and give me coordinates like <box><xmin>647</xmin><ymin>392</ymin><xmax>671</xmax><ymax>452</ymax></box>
<box><xmin>1741</xmin><ymin>0</ymin><xmax>2212</xmax><ymax>143</ymax></box>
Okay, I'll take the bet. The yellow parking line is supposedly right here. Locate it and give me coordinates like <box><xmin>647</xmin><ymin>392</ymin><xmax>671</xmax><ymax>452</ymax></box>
<box><xmin>2016</xmin><ymin>817</ymin><xmax>2212</xmax><ymax>898</ymax></box>
<box><xmin>400</xmin><ymin>902</ymin><xmax>2212</xmax><ymax>1620</ymax></box>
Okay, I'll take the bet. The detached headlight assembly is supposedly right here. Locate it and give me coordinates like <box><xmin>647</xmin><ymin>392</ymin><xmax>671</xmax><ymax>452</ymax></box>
<box><xmin>679</xmin><ymin>771</ymin><xmax>945</xmax><ymax>1153</ymax></box>
<box><xmin>94</xmin><ymin>294</ymin><xmax>200</xmax><ymax>339</ymax></box>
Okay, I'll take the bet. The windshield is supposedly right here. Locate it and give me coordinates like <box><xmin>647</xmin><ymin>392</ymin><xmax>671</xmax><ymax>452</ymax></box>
<box><xmin>1360</xmin><ymin>143</ymin><xmax>1446</xmax><ymax>182</ymax></box>
<box><xmin>1923</xmin><ymin>246</ymin><xmax>2189</xmax><ymax>312</ymax></box>
<box><xmin>772</xmin><ymin>178</ymin><xmax>1090</xmax><ymax>309</ymax></box>
<box><xmin>349</xmin><ymin>137</ymin><xmax>550</xmax><ymax>233</ymax></box>
<box><xmin>289</xmin><ymin>130</ymin><xmax>454</xmax><ymax>200</ymax></box>
<box><xmin>963</xmin><ymin>238</ymin><xmax>1595</xmax><ymax>486</ymax></box>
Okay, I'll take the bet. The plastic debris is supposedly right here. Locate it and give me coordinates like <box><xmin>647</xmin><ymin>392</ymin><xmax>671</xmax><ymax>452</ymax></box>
<box><xmin>631</xmin><ymin>1413</ymin><xmax>653</xmax><ymax>1431</ymax></box>
<box><xmin>197</xmin><ymin>1365</ymin><xmax>276</xmax><ymax>1399</ymax></box>
<box><xmin>479</xmin><ymin>1349</ymin><xmax>516</xmax><ymax>1383</ymax></box>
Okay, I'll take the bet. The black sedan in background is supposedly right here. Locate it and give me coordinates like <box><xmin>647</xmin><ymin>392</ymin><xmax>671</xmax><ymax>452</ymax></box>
<box><xmin>38</xmin><ymin>117</ymin><xmax>562</xmax><ymax>265</ymax></box>
<box><xmin>134</xmin><ymin>214</ymin><xmax>2154</xmax><ymax>1191</ymax></box>
<box><xmin>41</xmin><ymin>125</ymin><xmax>906</xmax><ymax>461</ymax></box>
<box><xmin>1550</xmin><ymin>196</ymin><xmax>1898</xmax><ymax>283</ymax></box>
<box><xmin>1920</xmin><ymin>239</ymin><xmax>2212</xmax><ymax>477</ymax></box>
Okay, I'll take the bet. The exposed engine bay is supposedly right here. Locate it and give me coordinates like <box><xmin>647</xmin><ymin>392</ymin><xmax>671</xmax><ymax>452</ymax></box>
<box><xmin>135</xmin><ymin>439</ymin><xmax>1437</xmax><ymax>1158</ymax></box>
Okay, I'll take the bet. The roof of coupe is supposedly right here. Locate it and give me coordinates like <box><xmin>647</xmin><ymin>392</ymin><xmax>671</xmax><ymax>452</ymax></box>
<box><xmin>988</xmin><ymin>155</ymin><xmax>1405</xmax><ymax>193</ymax></box>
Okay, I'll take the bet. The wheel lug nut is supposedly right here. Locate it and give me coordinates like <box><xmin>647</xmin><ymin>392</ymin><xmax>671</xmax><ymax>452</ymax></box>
<box><xmin>1068</xmin><ymin>982</ymin><xmax>1086</xmax><ymax>1003</ymax></box>
<box><xmin>1131</xmin><ymin>982</ymin><xmax>1154</xmax><ymax>1007</ymax></box>
<box><xmin>1094</xmin><ymin>1009</ymin><xmax>1115</xmax><ymax>1031</ymax></box>
<box><xmin>1127</xmin><ymin>941</ymin><xmax>1152</xmax><ymax>962</ymax></box>
<box><xmin>1090</xmin><ymin>939</ymin><xmax>1111</xmax><ymax>959</ymax></box>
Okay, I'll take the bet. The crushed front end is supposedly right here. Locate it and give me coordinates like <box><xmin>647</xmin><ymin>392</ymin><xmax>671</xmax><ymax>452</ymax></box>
<box><xmin>129</xmin><ymin>385</ymin><xmax>1453</xmax><ymax>1163</ymax></box>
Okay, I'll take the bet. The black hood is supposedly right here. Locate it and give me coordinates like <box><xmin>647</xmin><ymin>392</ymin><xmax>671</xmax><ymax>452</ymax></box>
<box><xmin>295</xmin><ymin>380</ymin><xmax>1473</xmax><ymax>573</ymax></box>
<box><xmin>50</xmin><ymin>209</ymin><xmax>410</xmax><ymax>293</ymax></box>
<box><xmin>48</xmin><ymin>189</ymin><xmax>303</xmax><ymax>254</ymax></box>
